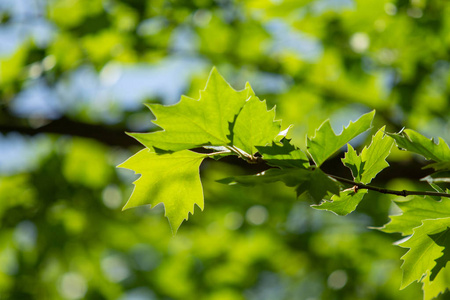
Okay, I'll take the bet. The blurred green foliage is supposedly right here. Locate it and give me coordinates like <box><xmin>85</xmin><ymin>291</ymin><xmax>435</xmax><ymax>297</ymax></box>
<box><xmin>1</xmin><ymin>0</ymin><xmax>449</xmax><ymax>299</ymax></box>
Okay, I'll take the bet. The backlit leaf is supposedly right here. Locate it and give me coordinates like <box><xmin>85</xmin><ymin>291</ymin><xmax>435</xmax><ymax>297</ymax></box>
<box><xmin>387</xmin><ymin>129</ymin><xmax>450</xmax><ymax>164</ymax></box>
<box><xmin>232</xmin><ymin>95</ymin><xmax>281</xmax><ymax>156</ymax></box>
<box><xmin>306</xmin><ymin>110</ymin><xmax>375</xmax><ymax>166</ymax></box>
<box><xmin>313</xmin><ymin>189</ymin><xmax>367</xmax><ymax>216</ymax></box>
<box><xmin>381</xmin><ymin>197</ymin><xmax>450</xmax><ymax>236</ymax></box>
<box><xmin>422</xmin><ymin>264</ymin><xmax>450</xmax><ymax>300</ymax></box>
<box><xmin>129</xmin><ymin>68</ymin><xmax>252</xmax><ymax>151</ymax></box>
<box><xmin>342</xmin><ymin>127</ymin><xmax>394</xmax><ymax>184</ymax></box>
<box><xmin>256</xmin><ymin>139</ymin><xmax>309</xmax><ymax>169</ymax></box>
<box><xmin>118</xmin><ymin>149</ymin><xmax>207</xmax><ymax>233</ymax></box>
<box><xmin>399</xmin><ymin>217</ymin><xmax>450</xmax><ymax>289</ymax></box>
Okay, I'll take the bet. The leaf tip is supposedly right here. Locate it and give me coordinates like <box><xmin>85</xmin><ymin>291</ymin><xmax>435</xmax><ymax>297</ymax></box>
<box><xmin>169</xmin><ymin>222</ymin><xmax>180</xmax><ymax>236</ymax></box>
<box><xmin>208</xmin><ymin>66</ymin><xmax>224</xmax><ymax>81</ymax></box>
<box><xmin>121</xmin><ymin>199</ymin><xmax>136</xmax><ymax>211</ymax></box>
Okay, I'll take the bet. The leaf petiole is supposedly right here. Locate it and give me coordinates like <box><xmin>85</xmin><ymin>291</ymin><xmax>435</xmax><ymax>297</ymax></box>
<box><xmin>226</xmin><ymin>145</ymin><xmax>255</xmax><ymax>162</ymax></box>
<box><xmin>205</xmin><ymin>150</ymin><xmax>232</xmax><ymax>157</ymax></box>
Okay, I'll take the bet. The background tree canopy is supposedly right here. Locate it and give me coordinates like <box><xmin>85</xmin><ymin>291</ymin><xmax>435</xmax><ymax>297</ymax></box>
<box><xmin>0</xmin><ymin>0</ymin><xmax>449</xmax><ymax>299</ymax></box>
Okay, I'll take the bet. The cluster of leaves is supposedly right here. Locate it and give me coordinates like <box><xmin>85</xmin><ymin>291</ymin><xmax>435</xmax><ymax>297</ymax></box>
<box><xmin>120</xmin><ymin>68</ymin><xmax>450</xmax><ymax>299</ymax></box>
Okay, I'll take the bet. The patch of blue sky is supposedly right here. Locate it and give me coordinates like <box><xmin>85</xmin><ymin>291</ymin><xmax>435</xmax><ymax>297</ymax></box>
<box><xmin>137</xmin><ymin>17</ymin><xmax>168</xmax><ymax>36</ymax></box>
<box><xmin>245</xmin><ymin>71</ymin><xmax>292</xmax><ymax>95</ymax></box>
<box><xmin>415</xmin><ymin>116</ymin><xmax>450</xmax><ymax>143</ymax></box>
<box><xmin>119</xmin><ymin>287</ymin><xmax>157</xmax><ymax>300</ymax></box>
<box><xmin>25</xmin><ymin>19</ymin><xmax>56</xmax><ymax>48</ymax></box>
<box><xmin>170</xmin><ymin>26</ymin><xmax>199</xmax><ymax>54</ymax></box>
<box><xmin>105</xmin><ymin>56</ymin><xmax>208</xmax><ymax>107</ymax></box>
<box><xmin>221</xmin><ymin>66</ymin><xmax>292</xmax><ymax>95</ymax></box>
<box><xmin>0</xmin><ymin>0</ymin><xmax>40</xmax><ymax>15</ymax></box>
<box><xmin>0</xmin><ymin>25</ymin><xmax>25</xmax><ymax>56</ymax></box>
<box><xmin>245</xmin><ymin>272</ymin><xmax>287</xmax><ymax>300</ymax></box>
<box><xmin>0</xmin><ymin>0</ymin><xmax>54</xmax><ymax>56</ymax></box>
<box><xmin>11</xmin><ymin>17</ymin><xmax>207</xmax><ymax>122</ymax></box>
<box><xmin>265</xmin><ymin>20</ymin><xmax>323</xmax><ymax>62</ymax></box>
<box><xmin>0</xmin><ymin>133</ymin><xmax>52</xmax><ymax>175</ymax></box>
<box><xmin>53</xmin><ymin>56</ymin><xmax>207</xmax><ymax>121</ymax></box>
<box><xmin>11</xmin><ymin>55</ymin><xmax>207</xmax><ymax>123</ymax></box>
<box><xmin>312</xmin><ymin>0</ymin><xmax>355</xmax><ymax>14</ymax></box>
<box><xmin>11</xmin><ymin>79</ymin><xmax>63</xmax><ymax>119</ymax></box>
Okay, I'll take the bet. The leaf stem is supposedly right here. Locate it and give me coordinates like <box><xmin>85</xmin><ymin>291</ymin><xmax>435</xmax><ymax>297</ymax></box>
<box><xmin>226</xmin><ymin>146</ymin><xmax>256</xmax><ymax>162</ymax></box>
<box><xmin>327</xmin><ymin>174</ymin><xmax>450</xmax><ymax>198</ymax></box>
<box><xmin>205</xmin><ymin>150</ymin><xmax>232</xmax><ymax>156</ymax></box>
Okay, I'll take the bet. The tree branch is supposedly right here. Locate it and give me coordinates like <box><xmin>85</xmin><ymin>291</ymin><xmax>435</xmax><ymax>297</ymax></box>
<box><xmin>328</xmin><ymin>174</ymin><xmax>450</xmax><ymax>198</ymax></box>
<box><xmin>0</xmin><ymin>117</ymin><xmax>141</xmax><ymax>148</ymax></box>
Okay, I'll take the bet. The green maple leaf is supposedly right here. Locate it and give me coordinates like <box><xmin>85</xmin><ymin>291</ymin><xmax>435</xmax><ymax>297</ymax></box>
<box><xmin>256</xmin><ymin>139</ymin><xmax>309</xmax><ymax>169</ymax></box>
<box><xmin>306</xmin><ymin>110</ymin><xmax>375</xmax><ymax>166</ymax></box>
<box><xmin>314</xmin><ymin>127</ymin><xmax>393</xmax><ymax>215</ymax></box>
<box><xmin>429</xmin><ymin>227</ymin><xmax>450</xmax><ymax>281</ymax></box>
<box><xmin>219</xmin><ymin>167</ymin><xmax>339</xmax><ymax>203</ymax></box>
<box><xmin>399</xmin><ymin>217</ymin><xmax>450</xmax><ymax>289</ymax></box>
<box><xmin>232</xmin><ymin>95</ymin><xmax>281</xmax><ymax>156</ymax></box>
<box><xmin>421</xmin><ymin>264</ymin><xmax>450</xmax><ymax>300</ymax></box>
<box><xmin>312</xmin><ymin>189</ymin><xmax>367</xmax><ymax>216</ymax></box>
<box><xmin>387</xmin><ymin>129</ymin><xmax>450</xmax><ymax>165</ymax></box>
<box><xmin>342</xmin><ymin>127</ymin><xmax>394</xmax><ymax>184</ymax></box>
<box><xmin>130</xmin><ymin>67</ymin><xmax>253</xmax><ymax>151</ymax></box>
<box><xmin>118</xmin><ymin>149</ymin><xmax>207</xmax><ymax>233</ymax></box>
<box><xmin>380</xmin><ymin>197</ymin><xmax>450</xmax><ymax>236</ymax></box>
<box><xmin>119</xmin><ymin>68</ymin><xmax>290</xmax><ymax>232</ymax></box>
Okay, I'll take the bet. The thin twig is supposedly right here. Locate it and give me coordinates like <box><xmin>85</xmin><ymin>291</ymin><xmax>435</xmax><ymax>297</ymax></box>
<box><xmin>328</xmin><ymin>174</ymin><xmax>450</xmax><ymax>198</ymax></box>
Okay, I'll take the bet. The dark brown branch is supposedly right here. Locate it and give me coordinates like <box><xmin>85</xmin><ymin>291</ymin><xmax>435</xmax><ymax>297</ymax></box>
<box><xmin>0</xmin><ymin>117</ymin><xmax>141</xmax><ymax>148</ymax></box>
<box><xmin>328</xmin><ymin>174</ymin><xmax>450</xmax><ymax>198</ymax></box>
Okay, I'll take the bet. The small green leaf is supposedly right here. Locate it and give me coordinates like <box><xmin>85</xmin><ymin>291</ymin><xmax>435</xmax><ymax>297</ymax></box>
<box><xmin>399</xmin><ymin>217</ymin><xmax>450</xmax><ymax>289</ymax></box>
<box><xmin>307</xmin><ymin>110</ymin><xmax>375</xmax><ymax>166</ymax></box>
<box><xmin>380</xmin><ymin>197</ymin><xmax>450</xmax><ymax>236</ymax></box>
<box><xmin>129</xmin><ymin>67</ymin><xmax>252</xmax><ymax>151</ymax></box>
<box><xmin>118</xmin><ymin>149</ymin><xmax>207</xmax><ymax>233</ymax></box>
<box><xmin>256</xmin><ymin>139</ymin><xmax>309</xmax><ymax>169</ymax></box>
<box><xmin>342</xmin><ymin>127</ymin><xmax>394</xmax><ymax>184</ymax></box>
<box><xmin>232</xmin><ymin>95</ymin><xmax>281</xmax><ymax>156</ymax></box>
<box><xmin>313</xmin><ymin>189</ymin><xmax>367</xmax><ymax>216</ymax></box>
<box><xmin>387</xmin><ymin>129</ymin><xmax>450</xmax><ymax>164</ymax></box>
